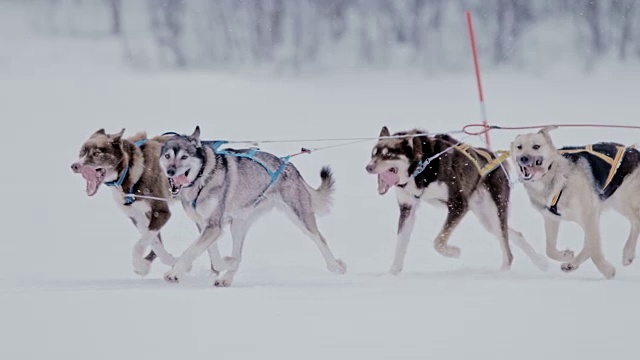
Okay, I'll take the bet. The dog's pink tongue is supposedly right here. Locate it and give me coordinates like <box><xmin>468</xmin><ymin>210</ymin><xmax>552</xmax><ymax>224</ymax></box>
<box><xmin>80</xmin><ymin>166</ymin><xmax>100</xmax><ymax>196</ymax></box>
<box><xmin>172</xmin><ymin>174</ymin><xmax>190</xmax><ymax>186</ymax></box>
<box><xmin>377</xmin><ymin>171</ymin><xmax>399</xmax><ymax>195</ymax></box>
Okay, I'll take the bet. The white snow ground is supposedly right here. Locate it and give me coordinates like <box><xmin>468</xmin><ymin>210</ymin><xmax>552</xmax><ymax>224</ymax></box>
<box><xmin>2</xmin><ymin>6</ymin><xmax>640</xmax><ymax>360</ymax></box>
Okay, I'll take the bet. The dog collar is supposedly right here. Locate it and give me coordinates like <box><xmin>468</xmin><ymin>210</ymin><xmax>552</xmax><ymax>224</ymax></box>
<box><xmin>103</xmin><ymin>139</ymin><xmax>147</xmax><ymax>205</ymax></box>
<box><xmin>105</xmin><ymin>164</ymin><xmax>128</xmax><ymax>188</ymax></box>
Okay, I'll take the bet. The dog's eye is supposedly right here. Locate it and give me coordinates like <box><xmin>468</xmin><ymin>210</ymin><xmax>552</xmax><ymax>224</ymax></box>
<box><xmin>533</xmin><ymin>145</ymin><xmax>540</xmax><ymax>150</ymax></box>
<box><xmin>517</xmin><ymin>145</ymin><xmax>522</xmax><ymax>150</ymax></box>
<box><xmin>181</xmin><ymin>155</ymin><xmax>188</xmax><ymax>160</ymax></box>
<box><xmin>164</xmin><ymin>153</ymin><xmax>170</xmax><ymax>159</ymax></box>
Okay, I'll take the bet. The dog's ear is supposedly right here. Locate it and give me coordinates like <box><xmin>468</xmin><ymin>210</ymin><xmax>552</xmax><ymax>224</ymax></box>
<box><xmin>91</xmin><ymin>128</ymin><xmax>106</xmax><ymax>138</ymax></box>
<box><xmin>537</xmin><ymin>126</ymin><xmax>558</xmax><ymax>147</ymax></box>
<box><xmin>379</xmin><ymin>126</ymin><xmax>390</xmax><ymax>138</ymax></box>
<box><xmin>190</xmin><ymin>126</ymin><xmax>202</xmax><ymax>146</ymax></box>
<box><xmin>111</xmin><ymin>128</ymin><xmax>125</xmax><ymax>142</ymax></box>
<box><xmin>412</xmin><ymin>136</ymin><xmax>423</xmax><ymax>160</ymax></box>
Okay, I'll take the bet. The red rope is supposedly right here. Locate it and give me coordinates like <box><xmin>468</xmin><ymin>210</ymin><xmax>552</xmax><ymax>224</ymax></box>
<box><xmin>463</xmin><ymin>123</ymin><xmax>640</xmax><ymax>136</ymax></box>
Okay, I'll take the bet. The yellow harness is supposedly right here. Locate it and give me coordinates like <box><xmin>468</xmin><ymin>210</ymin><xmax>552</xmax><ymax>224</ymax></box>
<box><xmin>557</xmin><ymin>144</ymin><xmax>627</xmax><ymax>192</ymax></box>
<box><xmin>453</xmin><ymin>144</ymin><xmax>510</xmax><ymax>177</ymax></box>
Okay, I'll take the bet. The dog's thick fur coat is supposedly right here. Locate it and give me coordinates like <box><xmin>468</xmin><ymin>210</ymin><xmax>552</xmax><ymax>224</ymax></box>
<box><xmin>158</xmin><ymin>127</ymin><xmax>346</xmax><ymax>286</ymax></box>
<box><xmin>511</xmin><ymin>127</ymin><xmax>640</xmax><ymax>279</ymax></box>
<box><xmin>367</xmin><ymin>127</ymin><xmax>548</xmax><ymax>274</ymax></box>
<box><xmin>71</xmin><ymin>129</ymin><xmax>177</xmax><ymax>275</ymax></box>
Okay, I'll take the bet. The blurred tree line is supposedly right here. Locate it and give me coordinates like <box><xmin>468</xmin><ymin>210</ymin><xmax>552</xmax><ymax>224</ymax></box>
<box><xmin>33</xmin><ymin>0</ymin><xmax>640</xmax><ymax>72</ymax></box>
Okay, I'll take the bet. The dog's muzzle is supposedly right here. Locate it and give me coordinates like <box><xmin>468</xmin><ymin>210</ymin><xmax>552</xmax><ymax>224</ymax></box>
<box><xmin>516</xmin><ymin>155</ymin><xmax>544</xmax><ymax>181</ymax></box>
<box><xmin>167</xmin><ymin>169</ymin><xmax>191</xmax><ymax>196</ymax></box>
<box><xmin>366</xmin><ymin>162</ymin><xmax>399</xmax><ymax>195</ymax></box>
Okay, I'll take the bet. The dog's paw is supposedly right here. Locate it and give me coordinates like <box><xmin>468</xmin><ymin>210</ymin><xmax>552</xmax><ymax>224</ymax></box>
<box><xmin>623</xmin><ymin>253</ymin><xmax>635</xmax><ymax>266</ymax></box>
<box><xmin>389</xmin><ymin>264</ymin><xmax>403</xmax><ymax>276</ymax></box>
<box><xmin>535</xmin><ymin>256</ymin><xmax>550</xmax><ymax>272</ymax></box>
<box><xmin>163</xmin><ymin>266</ymin><xmax>185</xmax><ymax>283</ymax></box>
<box><xmin>600</xmin><ymin>263</ymin><xmax>616</xmax><ymax>280</ymax></box>
<box><xmin>439</xmin><ymin>246</ymin><xmax>461</xmax><ymax>259</ymax></box>
<box><xmin>133</xmin><ymin>258</ymin><xmax>152</xmax><ymax>277</ymax></box>
<box><xmin>328</xmin><ymin>259</ymin><xmax>347</xmax><ymax>274</ymax></box>
<box><xmin>213</xmin><ymin>274</ymin><xmax>234</xmax><ymax>288</ymax></box>
<box><xmin>560</xmin><ymin>262</ymin><xmax>578</xmax><ymax>273</ymax></box>
<box><xmin>560</xmin><ymin>249</ymin><xmax>575</xmax><ymax>261</ymax></box>
<box><xmin>210</xmin><ymin>256</ymin><xmax>236</xmax><ymax>274</ymax></box>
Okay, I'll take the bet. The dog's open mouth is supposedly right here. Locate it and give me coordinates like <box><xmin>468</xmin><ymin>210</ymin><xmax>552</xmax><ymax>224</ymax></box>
<box><xmin>79</xmin><ymin>166</ymin><xmax>106</xmax><ymax>197</ymax></box>
<box><xmin>168</xmin><ymin>169</ymin><xmax>191</xmax><ymax>196</ymax></box>
<box><xmin>378</xmin><ymin>167</ymin><xmax>399</xmax><ymax>195</ymax></box>
<box><xmin>519</xmin><ymin>159</ymin><xmax>543</xmax><ymax>181</ymax></box>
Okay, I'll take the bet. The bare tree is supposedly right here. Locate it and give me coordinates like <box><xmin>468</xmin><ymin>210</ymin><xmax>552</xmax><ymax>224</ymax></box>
<box><xmin>106</xmin><ymin>0</ymin><xmax>122</xmax><ymax>35</ymax></box>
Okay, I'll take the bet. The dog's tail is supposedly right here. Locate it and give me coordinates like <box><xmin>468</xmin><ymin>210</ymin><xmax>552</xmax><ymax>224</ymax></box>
<box><xmin>306</xmin><ymin>166</ymin><xmax>335</xmax><ymax>216</ymax></box>
<box><xmin>127</xmin><ymin>132</ymin><xmax>148</xmax><ymax>143</ymax></box>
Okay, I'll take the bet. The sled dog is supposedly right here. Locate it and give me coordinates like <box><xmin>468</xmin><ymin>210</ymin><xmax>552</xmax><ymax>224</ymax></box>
<box><xmin>71</xmin><ymin>129</ymin><xmax>177</xmax><ymax>276</ymax></box>
<box><xmin>511</xmin><ymin>127</ymin><xmax>640</xmax><ymax>279</ymax></box>
<box><xmin>158</xmin><ymin>126</ymin><xmax>346</xmax><ymax>286</ymax></box>
<box><xmin>366</xmin><ymin>126</ymin><xmax>548</xmax><ymax>274</ymax></box>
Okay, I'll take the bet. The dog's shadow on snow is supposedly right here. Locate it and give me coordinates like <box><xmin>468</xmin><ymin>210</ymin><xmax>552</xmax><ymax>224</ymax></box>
<box><xmin>359</xmin><ymin>266</ymin><xmax>640</xmax><ymax>283</ymax></box>
<box><xmin>7</xmin><ymin>266</ymin><xmax>640</xmax><ymax>294</ymax></box>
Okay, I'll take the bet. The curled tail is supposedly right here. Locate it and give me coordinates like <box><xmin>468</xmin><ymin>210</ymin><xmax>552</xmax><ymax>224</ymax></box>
<box><xmin>306</xmin><ymin>166</ymin><xmax>335</xmax><ymax>216</ymax></box>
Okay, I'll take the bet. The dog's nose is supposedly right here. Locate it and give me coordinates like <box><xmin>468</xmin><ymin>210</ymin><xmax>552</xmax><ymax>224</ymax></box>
<box><xmin>71</xmin><ymin>163</ymin><xmax>81</xmax><ymax>173</ymax></box>
<box><xmin>166</xmin><ymin>169</ymin><xmax>176</xmax><ymax>177</ymax></box>
<box><xmin>519</xmin><ymin>156</ymin><xmax>530</xmax><ymax>164</ymax></box>
<box><xmin>366</xmin><ymin>164</ymin><xmax>375</xmax><ymax>173</ymax></box>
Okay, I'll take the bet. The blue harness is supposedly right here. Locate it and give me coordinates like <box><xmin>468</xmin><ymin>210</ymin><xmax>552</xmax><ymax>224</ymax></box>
<box><xmin>104</xmin><ymin>139</ymin><xmax>148</xmax><ymax>205</ymax></box>
<box><xmin>189</xmin><ymin>140</ymin><xmax>291</xmax><ymax>209</ymax></box>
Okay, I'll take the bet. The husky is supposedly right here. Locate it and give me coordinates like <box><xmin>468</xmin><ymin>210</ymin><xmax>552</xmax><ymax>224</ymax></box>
<box><xmin>71</xmin><ymin>129</ymin><xmax>178</xmax><ymax>276</ymax></box>
<box><xmin>158</xmin><ymin>126</ymin><xmax>346</xmax><ymax>287</ymax></box>
<box><xmin>366</xmin><ymin>126</ymin><xmax>548</xmax><ymax>274</ymax></box>
<box><xmin>511</xmin><ymin>127</ymin><xmax>640</xmax><ymax>279</ymax></box>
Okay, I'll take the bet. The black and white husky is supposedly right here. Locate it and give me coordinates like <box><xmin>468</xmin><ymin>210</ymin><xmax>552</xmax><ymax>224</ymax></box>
<box><xmin>511</xmin><ymin>127</ymin><xmax>640</xmax><ymax>279</ymax></box>
<box><xmin>158</xmin><ymin>126</ymin><xmax>347</xmax><ymax>286</ymax></box>
<box><xmin>366</xmin><ymin>126</ymin><xmax>548</xmax><ymax>274</ymax></box>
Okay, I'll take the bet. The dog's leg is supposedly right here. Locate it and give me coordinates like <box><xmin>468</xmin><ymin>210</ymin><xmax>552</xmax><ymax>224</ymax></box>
<box><xmin>145</xmin><ymin>206</ymin><xmax>176</xmax><ymax>266</ymax></box>
<box><xmin>193</xmin><ymin>224</ymin><xmax>227</xmax><ymax>275</ymax></box>
<box><xmin>214</xmin><ymin>218</ymin><xmax>252</xmax><ymax>287</ymax></box>
<box><xmin>389</xmin><ymin>203</ymin><xmax>417</xmax><ymax>275</ymax></box>
<box><xmin>561</xmin><ymin>214</ymin><xmax>615</xmax><ymax>279</ymax></box>
<box><xmin>283</xmin><ymin>193</ymin><xmax>346</xmax><ymax>275</ymax></box>
<box><xmin>207</xmin><ymin>244</ymin><xmax>225</xmax><ymax>275</ymax></box>
<box><xmin>147</xmin><ymin>233</ymin><xmax>176</xmax><ymax>266</ymax></box>
<box><xmin>622</xmin><ymin>216</ymin><xmax>640</xmax><ymax>266</ymax></box>
<box><xmin>470</xmin><ymin>190</ymin><xmax>513</xmax><ymax>270</ymax></box>
<box><xmin>434</xmin><ymin>195</ymin><xmax>468</xmax><ymax>258</ymax></box>
<box><xmin>132</xmin><ymin>236</ymin><xmax>152</xmax><ymax>276</ymax></box>
<box><xmin>543</xmin><ymin>217</ymin><xmax>574</xmax><ymax>261</ymax></box>
<box><xmin>193</xmin><ymin>223</ymin><xmax>227</xmax><ymax>275</ymax></box>
<box><xmin>164</xmin><ymin>221</ymin><xmax>223</xmax><ymax>283</ymax></box>
<box><xmin>508</xmin><ymin>228</ymin><xmax>549</xmax><ymax>271</ymax></box>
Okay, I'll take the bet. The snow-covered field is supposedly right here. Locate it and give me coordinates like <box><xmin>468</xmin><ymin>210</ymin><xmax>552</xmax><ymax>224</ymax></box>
<box><xmin>2</xmin><ymin>5</ymin><xmax>640</xmax><ymax>360</ymax></box>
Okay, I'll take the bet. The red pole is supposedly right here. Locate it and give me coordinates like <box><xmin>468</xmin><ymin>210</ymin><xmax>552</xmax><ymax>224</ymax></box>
<box><xmin>465</xmin><ymin>10</ymin><xmax>491</xmax><ymax>150</ymax></box>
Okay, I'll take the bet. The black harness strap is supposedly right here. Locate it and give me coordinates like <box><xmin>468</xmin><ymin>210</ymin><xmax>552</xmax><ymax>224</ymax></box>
<box><xmin>547</xmin><ymin>190</ymin><xmax>563</xmax><ymax>216</ymax></box>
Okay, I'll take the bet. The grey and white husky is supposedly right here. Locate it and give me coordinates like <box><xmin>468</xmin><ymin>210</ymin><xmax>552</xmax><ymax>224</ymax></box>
<box><xmin>158</xmin><ymin>126</ymin><xmax>347</xmax><ymax>286</ymax></box>
<box><xmin>366</xmin><ymin>126</ymin><xmax>548</xmax><ymax>274</ymax></box>
<box><xmin>511</xmin><ymin>127</ymin><xmax>640</xmax><ymax>279</ymax></box>
<box><xmin>71</xmin><ymin>129</ymin><xmax>177</xmax><ymax>276</ymax></box>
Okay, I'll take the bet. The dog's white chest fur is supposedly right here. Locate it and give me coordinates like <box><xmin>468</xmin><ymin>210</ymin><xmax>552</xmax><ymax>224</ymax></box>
<box><xmin>396</xmin><ymin>180</ymin><xmax>448</xmax><ymax>206</ymax></box>
<box><xmin>110</xmin><ymin>188</ymin><xmax>152</xmax><ymax>229</ymax></box>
